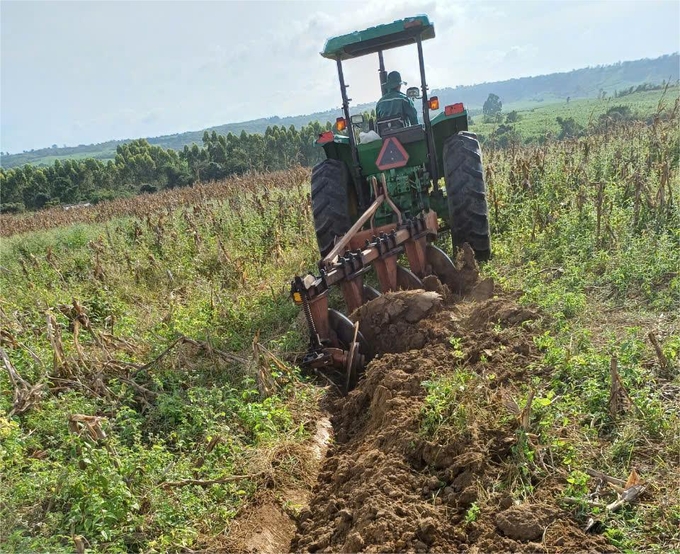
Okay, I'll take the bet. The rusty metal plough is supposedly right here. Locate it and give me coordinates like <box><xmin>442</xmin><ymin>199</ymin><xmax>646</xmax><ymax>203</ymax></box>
<box><xmin>291</xmin><ymin>177</ymin><xmax>456</xmax><ymax>391</ymax></box>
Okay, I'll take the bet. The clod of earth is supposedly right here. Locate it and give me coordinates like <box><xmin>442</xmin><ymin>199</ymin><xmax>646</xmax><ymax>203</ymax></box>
<box><xmin>350</xmin><ymin>290</ymin><xmax>443</xmax><ymax>355</ymax></box>
<box><xmin>494</xmin><ymin>504</ymin><xmax>560</xmax><ymax>541</ymax></box>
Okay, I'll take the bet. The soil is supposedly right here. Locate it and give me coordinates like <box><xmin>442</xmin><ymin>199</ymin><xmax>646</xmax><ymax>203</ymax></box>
<box><xmin>226</xmin><ymin>419</ymin><xmax>333</xmax><ymax>554</ymax></box>
<box><xmin>289</xmin><ymin>253</ymin><xmax>617</xmax><ymax>553</ymax></box>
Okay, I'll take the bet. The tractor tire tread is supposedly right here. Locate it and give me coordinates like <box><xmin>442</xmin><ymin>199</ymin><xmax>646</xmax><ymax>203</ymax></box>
<box><xmin>311</xmin><ymin>159</ymin><xmax>353</xmax><ymax>257</ymax></box>
<box><xmin>443</xmin><ymin>132</ymin><xmax>492</xmax><ymax>260</ymax></box>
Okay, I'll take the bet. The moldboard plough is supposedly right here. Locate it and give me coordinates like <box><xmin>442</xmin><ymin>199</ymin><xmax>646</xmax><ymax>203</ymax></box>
<box><xmin>291</xmin><ymin>15</ymin><xmax>491</xmax><ymax>390</ymax></box>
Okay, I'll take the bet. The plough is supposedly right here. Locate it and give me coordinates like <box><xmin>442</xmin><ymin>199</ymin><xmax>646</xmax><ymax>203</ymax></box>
<box><xmin>291</xmin><ymin>176</ymin><xmax>457</xmax><ymax>390</ymax></box>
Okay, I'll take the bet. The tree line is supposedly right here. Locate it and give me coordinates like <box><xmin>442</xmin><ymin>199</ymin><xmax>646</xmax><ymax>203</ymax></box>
<box><xmin>0</xmin><ymin>94</ymin><xmax>656</xmax><ymax>214</ymax></box>
<box><xmin>4</xmin><ymin>54</ymin><xmax>676</xmax><ymax>170</ymax></box>
<box><xmin>0</xmin><ymin>120</ymin><xmax>338</xmax><ymax>213</ymax></box>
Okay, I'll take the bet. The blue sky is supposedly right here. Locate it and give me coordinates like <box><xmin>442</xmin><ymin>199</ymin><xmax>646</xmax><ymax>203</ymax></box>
<box><xmin>1</xmin><ymin>0</ymin><xmax>678</xmax><ymax>153</ymax></box>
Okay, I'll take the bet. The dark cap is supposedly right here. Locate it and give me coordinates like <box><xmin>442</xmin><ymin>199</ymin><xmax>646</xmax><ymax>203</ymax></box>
<box><xmin>386</xmin><ymin>70</ymin><xmax>406</xmax><ymax>89</ymax></box>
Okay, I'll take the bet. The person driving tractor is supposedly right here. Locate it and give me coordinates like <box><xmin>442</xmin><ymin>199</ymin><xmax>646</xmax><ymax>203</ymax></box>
<box><xmin>376</xmin><ymin>70</ymin><xmax>418</xmax><ymax>126</ymax></box>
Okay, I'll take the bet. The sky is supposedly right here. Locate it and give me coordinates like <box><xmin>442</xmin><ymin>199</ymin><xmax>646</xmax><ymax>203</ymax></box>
<box><xmin>1</xmin><ymin>0</ymin><xmax>679</xmax><ymax>153</ymax></box>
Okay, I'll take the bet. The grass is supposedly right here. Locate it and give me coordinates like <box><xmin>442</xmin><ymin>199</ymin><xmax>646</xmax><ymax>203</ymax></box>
<box><xmin>1</xmin><ymin>90</ymin><xmax>679</xmax><ymax>552</ymax></box>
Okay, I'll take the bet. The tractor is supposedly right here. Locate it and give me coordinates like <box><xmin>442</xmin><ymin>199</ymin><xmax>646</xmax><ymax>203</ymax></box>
<box><xmin>291</xmin><ymin>15</ymin><xmax>491</xmax><ymax>390</ymax></box>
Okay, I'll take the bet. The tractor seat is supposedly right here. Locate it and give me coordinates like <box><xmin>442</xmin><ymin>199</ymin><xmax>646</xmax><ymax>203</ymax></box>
<box><xmin>377</xmin><ymin>119</ymin><xmax>426</xmax><ymax>145</ymax></box>
<box><xmin>377</xmin><ymin>117</ymin><xmax>405</xmax><ymax>136</ymax></box>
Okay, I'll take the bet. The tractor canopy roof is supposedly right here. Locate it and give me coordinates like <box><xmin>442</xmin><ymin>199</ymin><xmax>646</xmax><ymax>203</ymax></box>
<box><xmin>321</xmin><ymin>15</ymin><xmax>435</xmax><ymax>60</ymax></box>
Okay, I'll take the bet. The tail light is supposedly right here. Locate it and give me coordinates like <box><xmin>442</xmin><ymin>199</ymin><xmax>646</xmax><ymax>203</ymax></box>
<box><xmin>336</xmin><ymin>117</ymin><xmax>347</xmax><ymax>132</ymax></box>
<box><xmin>445</xmin><ymin>103</ymin><xmax>465</xmax><ymax>115</ymax></box>
<box><xmin>428</xmin><ymin>97</ymin><xmax>439</xmax><ymax>110</ymax></box>
<box><xmin>317</xmin><ymin>131</ymin><xmax>334</xmax><ymax>144</ymax></box>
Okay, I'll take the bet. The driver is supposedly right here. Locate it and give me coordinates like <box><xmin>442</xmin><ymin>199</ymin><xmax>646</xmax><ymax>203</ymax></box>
<box><xmin>376</xmin><ymin>71</ymin><xmax>418</xmax><ymax>126</ymax></box>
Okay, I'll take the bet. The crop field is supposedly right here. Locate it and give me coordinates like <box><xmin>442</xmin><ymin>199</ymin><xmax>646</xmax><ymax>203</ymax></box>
<box><xmin>472</xmin><ymin>86</ymin><xmax>679</xmax><ymax>142</ymax></box>
<box><xmin>0</xmin><ymin>99</ymin><xmax>679</xmax><ymax>552</ymax></box>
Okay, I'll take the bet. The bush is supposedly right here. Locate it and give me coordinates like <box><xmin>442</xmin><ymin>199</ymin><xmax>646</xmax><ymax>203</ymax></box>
<box><xmin>556</xmin><ymin>116</ymin><xmax>583</xmax><ymax>139</ymax></box>
<box><xmin>506</xmin><ymin>111</ymin><xmax>520</xmax><ymax>123</ymax></box>
<box><xmin>139</xmin><ymin>184</ymin><xmax>158</xmax><ymax>194</ymax></box>
<box><xmin>0</xmin><ymin>202</ymin><xmax>25</xmax><ymax>214</ymax></box>
<box><xmin>90</xmin><ymin>189</ymin><xmax>118</xmax><ymax>205</ymax></box>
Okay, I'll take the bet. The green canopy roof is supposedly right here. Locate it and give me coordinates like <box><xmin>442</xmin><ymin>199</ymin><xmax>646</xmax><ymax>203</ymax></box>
<box><xmin>321</xmin><ymin>15</ymin><xmax>435</xmax><ymax>60</ymax></box>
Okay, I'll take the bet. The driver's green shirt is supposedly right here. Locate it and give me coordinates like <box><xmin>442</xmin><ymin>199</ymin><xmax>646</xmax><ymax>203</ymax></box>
<box><xmin>376</xmin><ymin>90</ymin><xmax>418</xmax><ymax>126</ymax></box>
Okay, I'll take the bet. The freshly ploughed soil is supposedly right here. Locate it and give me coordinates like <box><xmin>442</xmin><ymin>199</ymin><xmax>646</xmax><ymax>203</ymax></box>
<box><xmin>290</xmin><ymin>253</ymin><xmax>616</xmax><ymax>553</ymax></box>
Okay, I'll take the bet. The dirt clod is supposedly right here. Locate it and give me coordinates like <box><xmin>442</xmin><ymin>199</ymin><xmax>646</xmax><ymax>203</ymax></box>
<box><xmin>495</xmin><ymin>505</ymin><xmax>545</xmax><ymax>541</ymax></box>
<box><xmin>350</xmin><ymin>290</ymin><xmax>442</xmax><ymax>355</ymax></box>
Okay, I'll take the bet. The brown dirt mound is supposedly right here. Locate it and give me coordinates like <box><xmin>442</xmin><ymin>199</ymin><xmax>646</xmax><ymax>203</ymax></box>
<box><xmin>292</xmin><ymin>290</ymin><xmax>616</xmax><ymax>553</ymax></box>
<box><xmin>350</xmin><ymin>290</ymin><xmax>444</xmax><ymax>355</ymax></box>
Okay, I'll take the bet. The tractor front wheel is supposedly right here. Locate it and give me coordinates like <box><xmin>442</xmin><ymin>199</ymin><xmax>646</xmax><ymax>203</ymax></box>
<box><xmin>443</xmin><ymin>132</ymin><xmax>491</xmax><ymax>261</ymax></box>
<box><xmin>311</xmin><ymin>159</ymin><xmax>355</xmax><ymax>257</ymax></box>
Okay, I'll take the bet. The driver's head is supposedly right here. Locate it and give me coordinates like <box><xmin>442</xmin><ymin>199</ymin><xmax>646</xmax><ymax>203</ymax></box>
<box><xmin>386</xmin><ymin>71</ymin><xmax>406</xmax><ymax>91</ymax></box>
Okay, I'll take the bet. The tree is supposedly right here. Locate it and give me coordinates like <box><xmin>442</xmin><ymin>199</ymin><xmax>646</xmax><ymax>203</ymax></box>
<box><xmin>555</xmin><ymin>116</ymin><xmax>583</xmax><ymax>140</ymax></box>
<box><xmin>53</xmin><ymin>176</ymin><xmax>78</xmax><ymax>204</ymax></box>
<box><xmin>1</xmin><ymin>117</ymin><xmax>355</xmax><ymax>213</ymax></box>
<box><xmin>505</xmin><ymin>111</ymin><xmax>520</xmax><ymax>123</ymax></box>
<box><xmin>483</xmin><ymin>93</ymin><xmax>502</xmax><ymax>120</ymax></box>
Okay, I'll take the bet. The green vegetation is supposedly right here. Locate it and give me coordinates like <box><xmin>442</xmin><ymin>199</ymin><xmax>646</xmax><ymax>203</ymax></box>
<box><xmin>0</xmin><ymin>171</ymin><xmax>323</xmax><ymax>551</ymax></box>
<box><xmin>3</xmin><ymin>87</ymin><xmax>677</xmax><ymax>216</ymax></box>
<box><xmin>482</xmin><ymin>93</ymin><xmax>503</xmax><ymax>122</ymax></box>
<box><xmin>0</xmin><ymin>124</ymin><xmax>331</xmax><ymax>213</ymax></box>
<box><xmin>437</xmin><ymin>53</ymin><xmax>679</xmax><ymax>114</ymax></box>
<box><xmin>420</xmin><ymin>98</ymin><xmax>680</xmax><ymax>551</ymax></box>
<box><xmin>474</xmin><ymin>87</ymin><xmax>678</xmax><ymax>146</ymax></box>
<box><xmin>420</xmin><ymin>367</ymin><xmax>479</xmax><ymax>442</ymax></box>
<box><xmin>464</xmin><ymin>502</ymin><xmax>481</xmax><ymax>524</ymax></box>
<box><xmin>1</xmin><ymin>82</ymin><xmax>678</xmax><ymax>552</ymax></box>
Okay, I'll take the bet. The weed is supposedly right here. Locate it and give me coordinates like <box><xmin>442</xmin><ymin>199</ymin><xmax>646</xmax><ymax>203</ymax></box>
<box><xmin>464</xmin><ymin>502</ymin><xmax>481</xmax><ymax>524</ymax></box>
<box><xmin>420</xmin><ymin>368</ymin><xmax>476</xmax><ymax>442</ymax></box>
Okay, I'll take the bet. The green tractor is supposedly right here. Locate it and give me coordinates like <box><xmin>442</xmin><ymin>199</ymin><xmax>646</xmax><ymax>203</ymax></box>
<box><xmin>292</xmin><ymin>15</ymin><xmax>491</xmax><ymax>387</ymax></box>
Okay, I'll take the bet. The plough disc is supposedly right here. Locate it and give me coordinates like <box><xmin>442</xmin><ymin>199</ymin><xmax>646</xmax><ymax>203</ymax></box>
<box><xmin>330</xmin><ymin>308</ymin><xmax>369</xmax><ymax>392</ymax></box>
<box><xmin>396</xmin><ymin>264</ymin><xmax>424</xmax><ymax>291</ymax></box>
<box><xmin>426</xmin><ymin>244</ymin><xmax>457</xmax><ymax>283</ymax></box>
<box><xmin>329</xmin><ymin>308</ymin><xmax>369</xmax><ymax>355</ymax></box>
<box><xmin>363</xmin><ymin>284</ymin><xmax>381</xmax><ymax>302</ymax></box>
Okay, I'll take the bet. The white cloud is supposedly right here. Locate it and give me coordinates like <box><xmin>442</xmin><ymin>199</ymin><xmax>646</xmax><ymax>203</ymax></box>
<box><xmin>485</xmin><ymin>44</ymin><xmax>537</xmax><ymax>65</ymax></box>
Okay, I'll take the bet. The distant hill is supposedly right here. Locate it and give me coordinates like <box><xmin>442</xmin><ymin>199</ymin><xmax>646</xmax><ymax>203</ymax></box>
<box><xmin>432</xmin><ymin>53</ymin><xmax>679</xmax><ymax>110</ymax></box>
<box><xmin>2</xmin><ymin>53</ymin><xmax>677</xmax><ymax>169</ymax></box>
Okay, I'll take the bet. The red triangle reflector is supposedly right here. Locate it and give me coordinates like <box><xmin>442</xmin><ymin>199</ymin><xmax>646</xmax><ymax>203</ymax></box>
<box><xmin>376</xmin><ymin>137</ymin><xmax>409</xmax><ymax>170</ymax></box>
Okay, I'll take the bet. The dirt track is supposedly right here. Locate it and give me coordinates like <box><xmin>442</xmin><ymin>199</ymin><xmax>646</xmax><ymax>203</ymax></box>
<box><xmin>290</xmin><ymin>266</ymin><xmax>616</xmax><ymax>553</ymax></box>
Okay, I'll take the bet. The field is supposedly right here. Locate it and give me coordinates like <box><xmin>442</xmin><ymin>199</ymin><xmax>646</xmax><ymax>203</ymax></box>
<box><xmin>0</xmin><ymin>99</ymin><xmax>679</xmax><ymax>552</ymax></box>
<box><xmin>472</xmin><ymin>87</ymin><xmax>679</xmax><ymax>141</ymax></box>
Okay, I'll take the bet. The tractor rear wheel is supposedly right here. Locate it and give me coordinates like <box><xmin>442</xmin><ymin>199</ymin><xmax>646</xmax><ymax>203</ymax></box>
<box><xmin>443</xmin><ymin>132</ymin><xmax>491</xmax><ymax>261</ymax></box>
<box><xmin>311</xmin><ymin>159</ymin><xmax>356</xmax><ymax>257</ymax></box>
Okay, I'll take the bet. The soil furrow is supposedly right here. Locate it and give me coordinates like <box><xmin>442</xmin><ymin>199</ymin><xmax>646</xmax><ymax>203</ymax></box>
<box><xmin>292</xmin><ymin>286</ymin><xmax>616</xmax><ymax>553</ymax></box>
